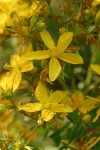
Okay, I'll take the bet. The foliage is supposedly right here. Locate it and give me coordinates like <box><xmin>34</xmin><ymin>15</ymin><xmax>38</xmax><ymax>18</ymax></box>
<box><xmin>0</xmin><ymin>0</ymin><xmax>100</xmax><ymax>149</ymax></box>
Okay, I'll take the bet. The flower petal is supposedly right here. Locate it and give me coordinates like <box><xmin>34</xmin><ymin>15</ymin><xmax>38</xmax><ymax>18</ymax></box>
<box><xmin>25</xmin><ymin>50</ymin><xmax>51</xmax><ymax>60</ymax></box>
<box><xmin>91</xmin><ymin>64</ymin><xmax>100</xmax><ymax>75</ymax></box>
<box><xmin>0</xmin><ymin>71</ymin><xmax>21</xmax><ymax>92</ymax></box>
<box><xmin>49</xmin><ymin>57</ymin><xmax>61</xmax><ymax>81</ymax></box>
<box><xmin>58</xmin><ymin>53</ymin><xmax>84</xmax><ymax>64</ymax></box>
<box><xmin>4</xmin><ymin>54</ymin><xmax>33</xmax><ymax>72</ymax></box>
<box><xmin>21</xmin><ymin>42</ymin><xmax>33</xmax><ymax>56</ymax></box>
<box><xmin>72</xmin><ymin>91</ymin><xmax>84</xmax><ymax>108</ymax></box>
<box><xmin>79</xmin><ymin>106</ymin><xmax>91</xmax><ymax>114</ymax></box>
<box><xmin>4</xmin><ymin>54</ymin><xmax>20</xmax><ymax>70</ymax></box>
<box><xmin>10</xmin><ymin>55</ymin><xmax>20</xmax><ymax>68</ymax></box>
<box><xmin>62</xmin><ymin>94</ymin><xmax>74</xmax><ymax>108</ymax></box>
<box><xmin>8</xmin><ymin>71</ymin><xmax>22</xmax><ymax>91</ymax></box>
<box><xmin>18</xmin><ymin>59</ymin><xmax>33</xmax><ymax>72</ymax></box>
<box><xmin>41</xmin><ymin>109</ymin><xmax>54</xmax><ymax>121</ymax></box>
<box><xmin>57</xmin><ymin>32</ymin><xmax>73</xmax><ymax>53</ymax></box>
<box><xmin>35</xmin><ymin>81</ymin><xmax>49</xmax><ymax>103</ymax></box>
<box><xmin>18</xmin><ymin>103</ymin><xmax>42</xmax><ymax>112</ymax></box>
<box><xmin>50</xmin><ymin>104</ymin><xmax>73</xmax><ymax>112</ymax></box>
<box><xmin>48</xmin><ymin>91</ymin><xmax>66</xmax><ymax>103</ymax></box>
<box><xmin>40</xmin><ymin>30</ymin><xmax>55</xmax><ymax>50</ymax></box>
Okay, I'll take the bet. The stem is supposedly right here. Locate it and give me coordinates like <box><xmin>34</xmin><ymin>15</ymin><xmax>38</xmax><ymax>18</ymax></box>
<box><xmin>85</xmin><ymin>47</ymin><xmax>96</xmax><ymax>86</ymax></box>
<box><xmin>25</xmin><ymin>124</ymin><xmax>38</xmax><ymax>143</ymax></box>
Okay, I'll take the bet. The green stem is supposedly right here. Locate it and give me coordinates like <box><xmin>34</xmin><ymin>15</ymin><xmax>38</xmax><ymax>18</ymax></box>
<box><xmin>85</xmin><ymin>47</ymin><xmax>96</xmax><ymax>86</ymax></box>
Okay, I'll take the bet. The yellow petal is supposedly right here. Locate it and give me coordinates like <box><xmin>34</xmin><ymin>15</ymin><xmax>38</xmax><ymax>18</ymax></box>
<box><xmin>92</xmin><ymin>0</ymin><xmax>100</xmax><ymax>6</ymax></box>
<box><xmin>8</xmin><ymin>71</ymin><xmax>22</xmax><ymax>91</ymax></box>
<box><xmin>83</xmin><ymin>115</ymin><xmax>91</xmax><ymax>123</ymax></box>
<box><xmin>4</xmin><ymin>54</ymin><xmax>20</xmax><ymax>70</ymax></box>
<box><xmin>35</xmin><ymin>81</ymin><xmax>49</xmax><ymax>103</ymax></box>
<box><xmin>0</xmin><ymin>73</ymin><xmax>11</xmax><ymax>92</ymax></box>
<box><xmin>86</xmin><ymin>96</ymin><xmax>100</xmax><ymax>103</ymax></box>
<box><xmin>57</xmin><ymin>32</ymin><xmax>73</xmax><ymax>53</ymax></box>
<box><xmin>50</xmin><ymin>104</ymin><xmax>73</xmax><ymax>112</ymax></box>
<box><xmin>4</xmin><ymin>54</ymin><xmax>33</xmax><ymax>72</ymax></box>
<box><xmin>58</xmin><ymin>53</ymin><xmax>84</xmax><ymax>64</ymax></box>
<box><xmin>0</xmin><ymin>71</ymin><xmax>21</xmax><ymax>92</ymax></box>
<box><xmin>10</xmin><ymin>54</ymin><xmax>21</xmax><ymax>69</ymax></box>
<box><xmin>21</xmin><ymin>42</ymin><xmax>34</xmax><ymax>56</ymax></box>
<box><xmin>40</xmin><ymin>30</ymin><xmax>55</xmax><ymax>50</ymax></box>
<box><xmin>84</xmin><ymin>97</ymin><xmax>99</xmax><ymax>105</ymax></box>
<box><xmin>91</xmin><ymin>64</ymin><xmax>100</xmax><ymax>75</ymax></box>
<box><xmin>18</xmin><ymin>58</ymin><xmax>33</xmax><ymax>72</ymax></box>
<box><xmin>62</xmin><ymin>94</ymin><xmax>74</xmax><ymax>108</ymax></box>
<box><xmin>49</xmin><ymin>57</ymin><xmax>61</xmax><ymax>81</ymax></box>
<box><xmin>48</xmin><ymin>91</ymin><xmax>66</xmax><ymax>103</ymax></box>
<box><xmin>25</xmin><ymin>50</ymin><xmax>51</xmax><ymax>60</ymax></box>
<box><xmin>72</xmin><ymin>91</ymin><xmax>84</xmax><ymax>108</ymax></box>
<box><xmin>79</xmin><ymin>100</ymin><xmax>96</xmax><ymax>114</ymax></box>
<box><xmin>18</xmin><ymin>103</ymin><xmax>42</xmax><ymax>112</ymax></box>
<box><xmin>79</xmin><ymin>106</ymin><xmax>89</xmax><ymax>114</ymax></box>
<box><xmin>41</xmin><ymin>109</ymin><xmax>54</xmax><ymax>121</ymax></box>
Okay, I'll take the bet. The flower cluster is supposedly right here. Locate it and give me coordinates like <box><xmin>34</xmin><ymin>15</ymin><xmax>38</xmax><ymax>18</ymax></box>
<box><xmin>0</xmin><ymin>0</ymin><xmax>100</xmax><ymax>149</ymax></box>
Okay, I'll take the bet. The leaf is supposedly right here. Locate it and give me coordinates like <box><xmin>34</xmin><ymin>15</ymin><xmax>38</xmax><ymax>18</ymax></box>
<box><xmin>68</xmin><ymin>111</ymin><xmax>82</xmax><ymax>124</ymax></box>
<box><xmin>3</xmin><ymin>100</ymin><xmax>14</xmax><ymax>108</ymax></box>
<box><xmin>0</xmin><ymin>103</ymin><xmax>6</xmax><ymax>113</ymax></box>
<box><xmin>58</xmin><ymin>53</ymin><xmax>84</xmax><ymax>64</ymax></box>
<box><xmin>68</xmin><ymin>125</ymin><xmax>86</xmax><ymax>143</ymax></box>
<box><xmin>49</xmin><ymin>57</ymin><xmax>61</xmax><ymax>81</ymax></box>
<box><xmin>57</xmin><ymin>32</ymin><xmax>73</xmax><ymax>53</ymax></box>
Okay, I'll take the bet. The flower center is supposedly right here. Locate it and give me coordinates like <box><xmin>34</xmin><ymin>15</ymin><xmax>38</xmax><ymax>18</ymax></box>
<box><xmin>51</xmin><ymin>49</ymin><xmax>59</xmax><ymax>57</ymax></box>
<box><xmin>44</xmin><ymin>103</ymin><xmax>49</xmax><ymax>109</ymax></box>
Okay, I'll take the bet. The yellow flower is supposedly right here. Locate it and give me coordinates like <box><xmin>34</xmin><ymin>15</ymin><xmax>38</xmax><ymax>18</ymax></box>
<box><xmin>26</xmin><ymin>30</ymin><xmax>84</xmax><ymax>81</ymax></box>
<box><xmin>72</xmin><ymin>92</ymin><xmax>98</xmax><ymax>114</ymax></box>
<box><xmin>92</xmin><ymin>0</ymin><xmax>100</xmax><ymax>6</ymax></box>
<box><xmin>18</xmin><ymin>81</ymin><xmax>73</xmax><ymax>122</ymax></box>
<box><xmin>0</xmin><ymin>0</ymin><xmax>42</xmax><ymax>33</ymax></box>
<box><xmin>4</xmin><ymin>54</ymin><xmax>33</xmax><ymax>72</ymax></box>
<box><xmin>15</xmin><ymin>1</ymin><xmax>42</xmax><ymax>19</ymax></box>
<box><xmin>0</xmin><ymin>0</ymin><xmax>18</xmax><ymax>33</ymax></box>
<box><xmin>0</xmin><ymin>71</ymin><xmax>21</xmax><ymax>92</ymax></box>
<box><xmin>3</xmin><ymin>44</ymin><xmax>33</xmax><ymax>91</ymax></box>
<box><xmin>63</xmin><ymin>91</ymin><xmax>98</xmax><ymax>114</ymax></box>
<box><xmin>91</xmin><ymin>64</ymin><xmax>100</xmax><ymax>75</ymax></box>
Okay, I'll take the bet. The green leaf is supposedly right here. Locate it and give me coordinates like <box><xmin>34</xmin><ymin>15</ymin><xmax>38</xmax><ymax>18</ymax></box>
<box><xmin>68</xmin><ymin>111</ymin><xmax>82</xmax><ymax>124</ymax></box>
<box><xmin>0</xmin><ymin>104</ymin><xmax>6</xmax><ymax>113</ymax></box>
<box><xmin>68</xmin><ymin>125</ymin><xmax>86</xmax><ymax>143</ymax></box>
